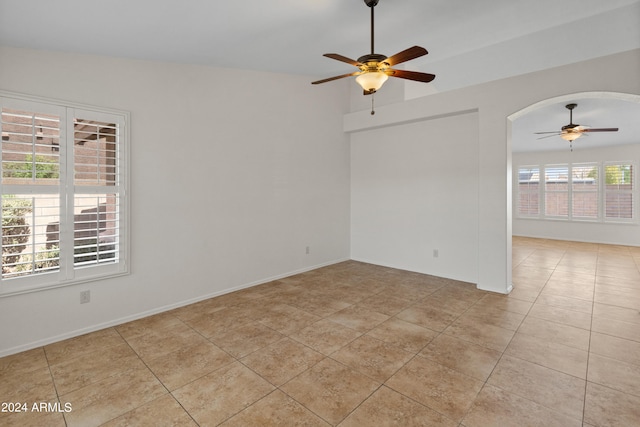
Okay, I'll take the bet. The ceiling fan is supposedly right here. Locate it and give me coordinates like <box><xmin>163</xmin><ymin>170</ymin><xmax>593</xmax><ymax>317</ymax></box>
<box><xmin>534</xmin><ymin>103</ymin><xmax>619</xmax><ymax>146</ymax></box>
<box><xmin>311</xmin><ymin>0</ymin><xmax>435</xmax><ymax>96</ymax></box>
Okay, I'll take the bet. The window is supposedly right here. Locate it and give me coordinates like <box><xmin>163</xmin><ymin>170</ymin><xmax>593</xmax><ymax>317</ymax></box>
<box><xmin>605</xmin><ymin>163</ymin><xmax>634</xmax><ymax>220</ymax></box>
<box><xmin>544</xmin><ymin>165</ymin><xmax>569</xmax><ymax>218</ymax></box>
<box><xmin>571</xmin><ymin>163</ymin><xmax>598</xmax><ymax>219</ymax></box>
<box><xmin>1</xmin><ymin>94</ymin><xmax>128</xmax><ymax>296</ymax></box>
<box><xmin>517</xmin><ymin>166</ymin><xmax>539</xmax><ymax>216</ymax></box>
<box><xmin>516</xmin><ymin>162</ymin><xmax>635</xmax><ymax>223</ymax></box>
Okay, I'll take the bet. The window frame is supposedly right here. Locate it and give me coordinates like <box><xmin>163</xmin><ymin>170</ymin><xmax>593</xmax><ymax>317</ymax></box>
<box><xmin>603</xmin><ymin>161</ymin><xmax>635</xmax><ymax>223</ymax></box>
<box><xmin>515</xmin><ymin>161</ymin><xmax>637</xmax><ymax>224</ymax></box>
<box><xmin>0</xmin><ymin>91</ymin><xmax>130</xmax><ymax>297</ymax></box>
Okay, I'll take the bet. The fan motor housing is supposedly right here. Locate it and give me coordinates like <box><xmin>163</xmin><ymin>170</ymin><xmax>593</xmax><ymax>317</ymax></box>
<box><xmin>357</xmin><ymin>53</ymin><xmax>389</xmax><ymax>72</ymax></box>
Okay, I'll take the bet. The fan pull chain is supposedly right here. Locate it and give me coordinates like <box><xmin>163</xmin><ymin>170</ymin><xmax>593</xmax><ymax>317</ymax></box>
<box><xmin>371</xmin><ymin>93</ymin><xmax>375</xmax><ymax>115</ymax></box>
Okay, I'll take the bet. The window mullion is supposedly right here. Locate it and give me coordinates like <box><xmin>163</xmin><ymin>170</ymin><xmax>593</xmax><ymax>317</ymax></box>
<box><xmin>59</xmin><ymin>108</ymin><xmax>74</xmax><ymax>281</ymax></box>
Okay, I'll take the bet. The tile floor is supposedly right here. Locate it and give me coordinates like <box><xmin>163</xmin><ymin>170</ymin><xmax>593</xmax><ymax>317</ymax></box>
<box><xmin>1</xmin><ymin>237</ymin><xmax>640</xmax><ymax>426</ymax></box>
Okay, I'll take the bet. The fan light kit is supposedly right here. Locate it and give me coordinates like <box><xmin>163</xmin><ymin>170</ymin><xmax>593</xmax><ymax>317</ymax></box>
<box><xmin>535</xmin><ymin>103</ymin><xmax>619</xmax><ymax>150</ymax></box>
<box><xmin>312</xmin><ymin>0</ymin><xmax>435</xmax><ymax>114</ymax></box>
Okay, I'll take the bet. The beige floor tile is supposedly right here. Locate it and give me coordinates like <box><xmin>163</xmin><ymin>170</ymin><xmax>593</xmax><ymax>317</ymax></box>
<box><xmin>596</xmin><ymin>296</ymin><xmax>640</xmax><ymax>313</ymax></box>
<box><xmin>590</xmin><ymin>332</ymin><xmax>640</xmax><ymax>367</ymax></box>
<box><xmin>50</xmin><ymin>341</ymin><xmax>145</xmax><ymax>395</ymax></box>
<box><xmin>473</xmin><ymin>293</ymin><xmax>533</xmax><ymax>315</ymax></box>
<box><xmin>279</xmin><ymin>358</ymin><xmax>379</xmax><ymax>425</ymax></box>
<box><xmin>220</xmin><ymin>390</ymin><xmax>330</xmax><ymax>426</ymax></box>
<box><xmin>257</xmin><ymin>303</ymin><xmax>321</xmax><ymax>335</ymax></box>
<box><xmin>44</xmin><ymin>328</ymin><xmax>125</xmax><ymax>365</ymax></box>
<box><xmin>462</xmin><ymin>384</ymin><xmax>582</xmax><ymax>427</ymax></box>
<box><xmin>588</xmin><ymin>353</ymin><xmax>640</xmax><ymax>397</ymax></box>
<box><xmin>593</xmin><ymin>302</ymin><xmax>640</xmax><ymax>325</ymax></box>
<box><xmin>339</xmin><ymin>386</ymin><xmax>457</xmax><ymax>427</ymax></box>
<box><xmin>366</xmin><ymin>317</ymin><xmax>438</xmax><ymax>353</ymax></box>
<box><xmin>241</xmin><ymin>337</ymin><xmax>324</xmax><ymax>386</ymax></box>
<box><xmin>506</xmin><ymin>284</ymin><xmax>542</xmax><ymax>302</ymax></box>
<box><xmin>172</xmin><ymin>361</ymin><xmax>275</xmax><ymax>427</ymax></box>
<box><xmin>114</xmin><ymin>311</ymin><xmax>184</xmax><ymax>340</ymax></box>
<box><xmin>540</xmin><ymin>282</ymin><xmax>594</xmax><ymax>302</ymax></box>
<box><xmin>396</xmin><ymin>305</ymin><xmax>458</xmax><ymax>332</ymax></box>
<box><xmin>546</xmin><ymin>269</ymin><xmax>596</xmax><ymax>287</ymax></box>
<box><xmin>512</xmin><ymin>265</ymin><xmax>553</xmax><ymax>283</ymax></box>
<box><xmin>420</xmin><ymin>291</ymin><xmax>479</xmax><ymax>316</ymax></box>
<box><xmin>528</xmin><ymin>303</ymin><xmax>592</xmax><ymax>330</ymax></box>
<box><xmin>145</xmin><ymin>340</ymin><xmax>235</xmax><ymax>391</ymax></box>
<box><xmin>356</xmin><ymin>293</ymin><xmax>414</xmax><ymax>316</ymax></box>
<box><xmin>209</xmin><ymin>321</ymin><xmax>285</xmax><ymax>358</ymax></box>
<box><xmin>595</xmin><ymin>273</ymin><xmax>640</xmax><ymax>290</ymax></box>
<box><xmin>487</xmin><ymin>355</ymin><xmax>586</xmax><ymax>420</ymax></box>
<box><xmin>124</xmin><ymin>321</ymin><xmax>209</xmax><ymax>361</ymax></box>
<box><xmin>290</xmin><ymin>319</ymin><xmax>362</xmax><ymax>355</ymax></box>
<box><xmin>0</xmin><ymin>366</ymin><xmax>57</xmax><ymax>403</ymax></box>
<box><xmin>584</xmin><ymin>382</ymin><xmax>640</xmax><ymax>427</ymax></box>
<box><xmin>101</xmin><ymin>394</ymin><xmax>197</xmax><ymax>426</ymax></box>
<box><xmin>505</xmin><ymin>333</ymin><xmax>588</xmax><ymax>379</ymax></box>
<box><xmin>419</xmin><ymin>334</ymin><xmax>502</xmax><ymax>381</ymax></box>
<box><xmin>0</xmin><ymin>409</ymin><xmax>66</xmax><ymax>427</ymax></box>
<box><xmin>377</xmin><ymin>281</ymin><xmax>441</xmax><ymax>300</ymax></box>
<box><xmin>320</xmin><ymin>283</ymin><xmax>374</xmax><ymax>305</ymax></box>
<box><xmin>61</xmin><ymin>367</ymin><xmax>166</xmax><ymax>427</ymax></box>
<box><xmin>7</xmin><ymin>238</ymin><xmax>640</xmax><ymax>426</ymax></box>
<box><xmin>286</xmin><ymin>291</ymin><xmax>352</xmax><ymax>317</ymax></box>
<box><xmin>327</xmin><ymin>305</ymin><xmax>389</xmax><ymax>333</ymax></box>
<box><xmin>386</xmin><ymin>356</ymin><xmax>483</xmax><ymax>423</ymax></box>
<box><xmin>0</xmin><ymin>347</ymin><xmax>48</xmax><ymax>377</ymax></box>
<box><xmin>591</xmin><ymin>316</ymin><xmax>640</xmax><ymax>342</ymax></box>
<box><xmin>443</xmin><ymin>316</ymin><xmax>515</xmax><ymax>352</ymax></box>
<box><xmin>184</xmin><ymin>304</ymin><xmax>259</xmax><ymax>337</ymax></box>
<box><xmin>331</xmin><ymin>335</ymin><xmax>414</xmax><ymax>382</ymax></box>
<box><xmin>169</xmin><ymin>297</ymin><xmax>228</xmax><ymax>323</ymax></box>
<box><xmin>457</xmin><ymin>306</ymin><xmax>525</xmax><ymax>331</ymax></box>
<box><xmin>534</xmin><ymin>293</ymin><xmax>593</xmax><ymax>314</ymax></box>
<box><xmin>517</xmin><ymin>316</ymin><xmax>590</xmax><ymax>350</ymax></box>
<box><xmin>596</xmin><ymin>264</ymin><xmax>640</xmax><ymax>282</ymax></box>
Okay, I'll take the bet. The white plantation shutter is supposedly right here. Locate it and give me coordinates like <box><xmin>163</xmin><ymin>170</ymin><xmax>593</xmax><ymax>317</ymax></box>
<box><xmin>604</xmin><ymin>163</ymin><xmax>634</xmax><ymax>221</ymax></box>
<box><xmin>0</xmin><ymin>95</ymin><xmax>128</xmax><ymax>295</ymax></box>
<box><xmin>544</xmin><ymin>165</ymin><xmax>569</xmax><ymax>218</ymax></box>
<box><xmin>517</xmin><ymin>166</ymin><xmax>539</xmax><ymax>217</ymax></box>
<box><xmin>517</xmin><ymin>161</ymin><xmax>635</xmax><ymax>224</ymax></box>
<box><xmin>571</xmin><ymin>163</ymin><xmax>598</xmax><ymax>219</ymax></box>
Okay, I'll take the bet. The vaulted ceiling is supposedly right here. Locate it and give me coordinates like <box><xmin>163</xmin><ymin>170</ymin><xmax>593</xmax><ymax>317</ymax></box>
<box><xmin>1</xmin><ymin>0</ymin><xmax>639</xmax><ymax>151</ymax></box>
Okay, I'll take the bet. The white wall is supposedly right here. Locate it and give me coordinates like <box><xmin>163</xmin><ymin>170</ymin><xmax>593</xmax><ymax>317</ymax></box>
<box><xmin>0</xmin><ymin>46</ymin><xmax>352</xmax><ymax>356</ymax></box>
<box><xmin>513</xmin><ymin>143</ymin><xmax>640</xmax><ymax>245</ymax></box>
<box><xmin>351</xmin><ymin>112</ymin><xmax>479</xmax><ymax>283</ymax></box>
<box><xmin>346</xmin><ymin>49</ymin><xmax>640</xmax><ymax>294</ymax></box>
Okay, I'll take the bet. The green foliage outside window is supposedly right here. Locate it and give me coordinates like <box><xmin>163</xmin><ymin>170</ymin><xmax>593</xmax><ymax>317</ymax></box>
<box><xmin>1</xmin><ymin>197</ymin><xmax>32</xmax><ymax>274</ymax></box>
<box><xmin>605</xmin><ymin>165</ymin><xmax>631</xmax><ymax>185</ymax></box>
<box><xmin>3</xmin><ymin>154</ymin><xmax>59</xmax><ymax>179</ymax></box>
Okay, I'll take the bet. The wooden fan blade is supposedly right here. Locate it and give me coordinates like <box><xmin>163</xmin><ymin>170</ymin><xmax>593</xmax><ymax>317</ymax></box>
<box><xmin>534</xmin><ymin>131</ymin><xmax>562</xmax><ymax>134</ymax></box>
<box><xmin>312</xmin><ymin>71</ymin><xmax>361</xmax><ymax>85</ymax></box>
<box><xmin>582</xmin><ymin>127</ymin><xmax>619</xmax><ymax>132</ymax></box>
<box><xmin>323</xmin><ymin>53</ymin><xmax>362</xmax><ymax>67</ymax></box>
<box><xmin>384</xmin><ymin>46</ymin><xmax>428</xmax><ymax>66</ymax></box>
<box><xmin>386</xmin><ymin>69</ymin><xmax>435</xmax><ymax>83</ymax></box>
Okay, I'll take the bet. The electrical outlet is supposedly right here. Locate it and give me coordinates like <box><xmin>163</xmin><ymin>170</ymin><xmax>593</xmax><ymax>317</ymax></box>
<box><xmin>433</xmin><ymin>249</ymin><xmax>439</xmax><ymax>258</ymax></box>
<box><xmin>80</xmin><ymin>290</ymin><xmax>90</xmax><ymax>304</ymax></box>
<box><xmin>305</xmin><ymin>246</ymin><xmax>310</xmax><ymax>255</ymax></box>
